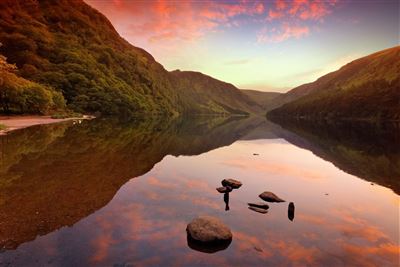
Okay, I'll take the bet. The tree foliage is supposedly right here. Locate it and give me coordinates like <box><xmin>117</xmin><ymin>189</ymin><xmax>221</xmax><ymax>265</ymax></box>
<box><xmin>0</xmin><ymin>50</ymin><xmax>65</xmax><ymax>114</ymax></box>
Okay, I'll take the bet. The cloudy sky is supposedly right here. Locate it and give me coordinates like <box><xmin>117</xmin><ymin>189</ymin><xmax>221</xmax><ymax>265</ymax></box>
<box><xmin>85</xmin><ymin>0</ymin><xmax>399</xmax><ymax>92</ymax></box>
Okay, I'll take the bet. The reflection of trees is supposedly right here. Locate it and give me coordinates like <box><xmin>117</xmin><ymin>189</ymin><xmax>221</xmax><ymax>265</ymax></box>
<box><xmin>0</xmin><ymin>116</ymin><xmax>262</xmax><ymax>249</ymax></box>
<box><xmin>2</xmin><ymin>115</ymin><xmax>398</xmax><ymax>250</ymax></box>
<box><xmin>270</xmin><ymin>118</ymin><xmax>400</xmax><ymax>194</ymax></box>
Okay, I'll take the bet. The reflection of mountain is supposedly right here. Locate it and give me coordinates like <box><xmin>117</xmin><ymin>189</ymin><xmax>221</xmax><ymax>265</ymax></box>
<box><xmin>269</xmin><ymin>118</ymin><xmax>400</xmax><ymax>194</ymax></box>
<box><xmin>1</xmin><ymin>116</ymin><xmax>399</xmax><ymax>250</ymax></box>
<box><xmin>0</xmin><ymin>116</ymin><xmax>267</xmax><ymax>250</ymax></box>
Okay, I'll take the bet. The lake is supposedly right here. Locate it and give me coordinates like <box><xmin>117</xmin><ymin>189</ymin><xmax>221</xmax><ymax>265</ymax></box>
<box><xmin>0</xmin><ymin>116</ymin><xmax>399</xmax><ymax>267</ymax></box>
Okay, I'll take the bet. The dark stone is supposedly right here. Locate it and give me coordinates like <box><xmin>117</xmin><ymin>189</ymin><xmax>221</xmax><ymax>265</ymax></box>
<box><xmin>216</xmin><ymin>186</ymin><xmax>232</xmax><ymax>193</ymax></box>
<box><xmin>186</xmin><ymin>216</ymin><xmax>232</xmax><ymax>243</ymax></box>
<box><xmin>259</xmin><ymin>191</ymin><xmax>285</xmax><ymax>202</ymax></box>
<box><xmin>187</xmin><ymin>233</ymin><xmax>232</xmax><ymax>253</ymax></box>
<box><xmin>221</xmin><ymin>179</ymin><xmax>242</xmax><ymax>189</ymax></box>
<box><xmin>288</xmin><ymin>202</ymin><xmax>295</xmax><ymax>221</ymax></box>
<box><xmin>248</xmin><ymin>202</ymin><xmax>269</xmax><ymax>210</ymax></box>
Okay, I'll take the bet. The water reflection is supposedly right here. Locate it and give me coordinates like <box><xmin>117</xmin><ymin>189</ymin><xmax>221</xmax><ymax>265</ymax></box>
<box><xmin>186</xmin><ymin>235</ymin><xmax>232</xmax><ymax>254</ymax></box>
<box><xmin>0</xmin><ymin>116</ymin><xmax>264</xmax><ymax>250</ymax></box>
<box><xmin>269</xmin><ymin>118</ymin><xmax>400</xmax><ymax>194</ymax></box>
<box><xmin>0</xmin><ymin>116</ymin><xmax>398</xmax><ymax>266</ymax></box>
<box><xmin>223</xmin><ymin>192</ymin><xmax>230</xmax><ymax>211</ymax></box>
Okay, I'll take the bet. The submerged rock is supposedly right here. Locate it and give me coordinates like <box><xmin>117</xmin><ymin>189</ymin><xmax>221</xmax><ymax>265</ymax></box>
<box><xmin>248</xmin><ymin>206</ymin><xmax>268</xmax><ymax>214</ymax></box>
<box><xmin>288</xmin><ymin>202</ymin><xmax>295</xmax><ymax>221</ymax></box>
<box><xmin>186</xmin><ymin>216</ymin><xmax>232</xmax><ymax>246</ymax></box>
<box><xmin>259</xmin><ymin>191</ymin><xmax>285</xmax><ymax>202</ymax></box>
<box><xmin>248</xmin><ymin>202</ymin><xmax>269</xmax><ymax>210</ymax></box>
<box><xmin>216</xmin><ymin>186</ymin><xmax>232</xmax><ymax>193</ymax></box>
<box><xmin>221</xmin><ymin>179</ymin><xmax>242</xmax><ymax>189</ymax></box>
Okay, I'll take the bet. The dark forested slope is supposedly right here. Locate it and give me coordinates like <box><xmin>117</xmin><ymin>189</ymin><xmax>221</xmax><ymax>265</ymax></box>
<box><xmin>268</xmin><ymin>46</ymin><xmax>400</xmax><ymax>121</ymax></box>
<box><xmin>0</xmin><ymin>0</ymin><xmax>261</xmax><ymax>116</ymax></box>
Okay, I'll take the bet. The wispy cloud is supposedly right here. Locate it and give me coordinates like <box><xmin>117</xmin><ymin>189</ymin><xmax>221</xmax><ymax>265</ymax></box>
<box><xmin>88</xmin><ymin>0</ymin><xmax>265</xmax><ymax>43</ymax></box>
<box><xmin>259</xmin><ymin>0</ymin><xmax>339</xmax><ymax>43</ymax></box>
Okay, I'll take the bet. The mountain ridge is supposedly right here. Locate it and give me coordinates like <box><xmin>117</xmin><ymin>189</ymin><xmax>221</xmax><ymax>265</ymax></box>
<box><xmin>268</xmin><ymin>46</ymin><xmax>400</xmax><ymax>121</ymax></box>
<box><xmin>0</xmin><ymin>0</ymin><xmax>262</xmax><ymax>117</ymax></box>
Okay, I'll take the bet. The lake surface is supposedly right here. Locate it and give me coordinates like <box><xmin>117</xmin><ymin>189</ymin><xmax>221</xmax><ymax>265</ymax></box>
<box><xmin>0</xmin><ymin>116</ymin><xmax>399</xmax><ymax>267</ymax></box>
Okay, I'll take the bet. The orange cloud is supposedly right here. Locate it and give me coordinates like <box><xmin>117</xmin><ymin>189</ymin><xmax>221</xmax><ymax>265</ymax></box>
<box><xmin>269</xmin><ymin>0</ymin><xmax>338</xmax><ymax>21</ymax></box>
<box><xmin>264</xmin><ymin>0</ymin><xmax>338</xmax><ymax>42</ymax></box>
<box><xmin>87</xmin><ymin>0</ymin><xmax>265</xmax><ymax>43</ymax></box>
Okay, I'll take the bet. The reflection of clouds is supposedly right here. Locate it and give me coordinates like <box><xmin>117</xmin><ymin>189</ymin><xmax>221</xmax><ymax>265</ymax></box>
<box><xmin>90</xmin><ymin>219</ymin><xmax>116</xmax><ymax>263</ymax></box>
<box><xmin>298</xmin><ymin>214</ymin><xmax>327</xmax><ymax>225</ymax></box>
<box><xmin>4</xmin><ymin>145</ymin><xmax>398</xmax><ymax>266</ymax></box>
<box><xmin>338</xmin><ymin>242</ymin><xmax>399</xmax><ymax>267</ymax></box>
<box><xmin>234</xmin><ymin>231</ymin><xmax>273</xmax><ymax>259</ymax></box>
<box><xmin>147</xmin><ymin>176</ymin><xmax>177</xmax><ymax>189</ymax></box>
<box><xmin>221</xmin><ymin>159</ymin><xmax>325</xmax><ymax>180</ymax></box>
<box><xmin>331</xmin><ymin>208</ymin><xmax>393</xmax><ymax>243</ymax></box>
<box><xmin>271</xmin><ymin>240</ymin><xmax>320</xmax><ymax>266</ymax></box>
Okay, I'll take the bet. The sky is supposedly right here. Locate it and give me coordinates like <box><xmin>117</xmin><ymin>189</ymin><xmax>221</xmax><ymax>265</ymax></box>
<box><xmin>85</xmin><ymin>0</ymin><xmax>399</xmax><ymax>92</ymax></box>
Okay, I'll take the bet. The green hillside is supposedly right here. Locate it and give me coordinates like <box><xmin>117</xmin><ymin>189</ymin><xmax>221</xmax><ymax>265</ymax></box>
<box><xmin>241</xmin><ymin>89</ymin><xmax>282</xmax><ymax>111</ymax></box>
<box><xmin>0</xmin><ymin>0</ymin><xmax>261</xmax><ymax>117</ymax></box>
<box><xmin>0</xmin><ymin>50</ymin><xmax>65</xmax><ymax>114</ymax></box>
<box><xmin>268</xmin><ymin>46</ymin><xmax>400</xmax><ymax>121</ymax></box>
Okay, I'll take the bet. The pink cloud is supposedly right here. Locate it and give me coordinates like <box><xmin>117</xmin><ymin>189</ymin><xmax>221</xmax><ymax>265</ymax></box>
<box><xmin>262</xmin><ymin>0</ymin><xmax>338</xmax><ymax>43</ymax></box>
<box><xmin>270</xmin><ymin>0</ymin><xmax>337</xmax><ymax>21</ymax></box>
<box><xmin>87</xmin><ymin>0</ymin><xmax>265</xmax><ymax>43</ymax></box>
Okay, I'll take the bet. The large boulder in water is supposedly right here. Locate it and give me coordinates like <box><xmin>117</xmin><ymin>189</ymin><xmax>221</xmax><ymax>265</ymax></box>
<box><xmin>259</xmin><ymin>191</ymin><xmax>285</xmax><ymax>202</ymax></box>
<box><xmin>186</xmin><ymin>216</ymin><xmax>232</xmax><ymax>247</ymax></box>
<box><xmin>221</xmin><ymin>179</ymin><xmax>242</xmax><ymax>189</ymax></box>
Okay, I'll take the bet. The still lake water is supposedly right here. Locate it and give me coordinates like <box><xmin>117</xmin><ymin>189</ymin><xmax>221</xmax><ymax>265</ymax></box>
<box><xmin>0</xmin><ymin>116</ymin><xmax>399</xmax><ymax>267</ymax></box>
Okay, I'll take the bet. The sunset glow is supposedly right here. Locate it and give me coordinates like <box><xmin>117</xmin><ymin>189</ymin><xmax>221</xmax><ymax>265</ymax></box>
<box><xmin>86</xmin><ymin>0</ymin><xmax>399</xmax><ymax>91</ymax></box>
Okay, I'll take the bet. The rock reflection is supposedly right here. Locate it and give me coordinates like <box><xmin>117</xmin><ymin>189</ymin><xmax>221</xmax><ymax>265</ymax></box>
<box><xmin>186</xmin><ymin>234</ymin><xmax>232</xmax><ymax>254</ymax></box>
<box><xmin>223</xmin><ymin>192</ymin><xmax>230</xmax><ymax>211</ymax></box>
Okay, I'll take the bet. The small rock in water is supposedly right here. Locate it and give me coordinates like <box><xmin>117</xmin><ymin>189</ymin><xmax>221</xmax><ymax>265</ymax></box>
<box><xmin>248</xmin><ymin>202</ymin><xmax>269</xmax><ymax>210</ymax></box>
<box><xmin>259</xmin><ymin>191</ymin><xmax>285</xmax><ymax>202</ymax></box>
<box><xmin>221</xmin><ymin>179</ymin><xmax>242</xmax><ymax>189</ymax></box>
<box><xmin>288</xmin><ymin>202</ymin><xmax>295</xmax><ymax>221</ymax></box>
<box><xmin>216</xmin><ymin>186</ymin><xmax>232</xmax><ymax>193</ymax></box>
<box><xmin>186</xmin><ymin>216</ymin><xmax>232</xmax><ymax>253</ymax></box>
<box><xmin>248</xmin><ymin>206</ymin><xmax>268</xmax><ymax>214</ymax></box>
<box><xmin>254</xmin><ymin>246</ymin><xmax>263</xmax><ymax>252</ymax></box>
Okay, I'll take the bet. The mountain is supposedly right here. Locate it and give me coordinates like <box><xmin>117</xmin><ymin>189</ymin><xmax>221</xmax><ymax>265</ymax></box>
<box><xmin>241</xmin><ymin>89</ymin><xmax>282</xmax><ymax>111</ymax></box>
<box><xmin>268</xmin><ymin>46</ymin><xmax>400</xmax><ymax>121</ymax></box>
<box><xmin>171</xmin><ymin>71</ymin><xmax>262</xmax><ymax>114</ymax></box>
<box><xmin>0</xmin><ymin>0</ymin><xmax>261</xmax><ymax>117</ymax></box>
